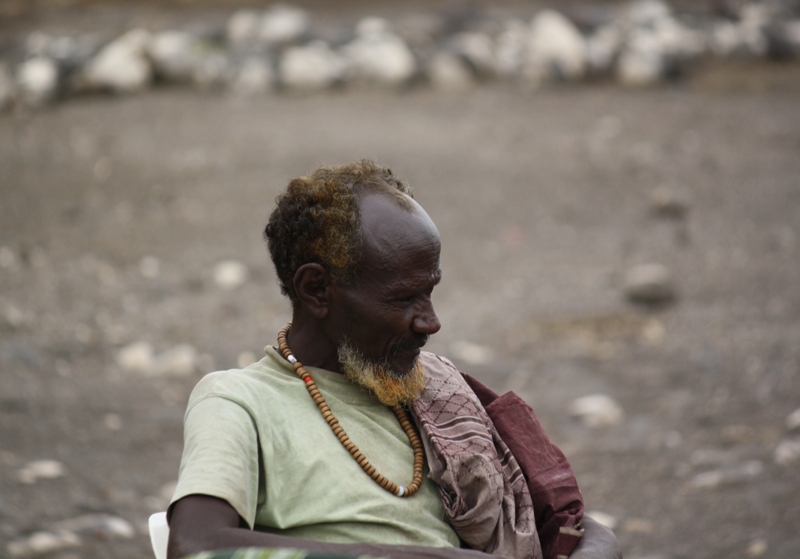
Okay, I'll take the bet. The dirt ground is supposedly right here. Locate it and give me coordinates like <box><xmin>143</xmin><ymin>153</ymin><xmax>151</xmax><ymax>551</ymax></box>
<box><xmin>2</xmin><ymin>4</ymin><xmax>800</xmax><ymax>559</ymax></box>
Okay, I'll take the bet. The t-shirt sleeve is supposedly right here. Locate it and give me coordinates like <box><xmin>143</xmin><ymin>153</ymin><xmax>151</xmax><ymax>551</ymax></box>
<box><xmin>169</xmin><ymin>394</ymin><xmax>261</xmax><ymax>528</ymax></box>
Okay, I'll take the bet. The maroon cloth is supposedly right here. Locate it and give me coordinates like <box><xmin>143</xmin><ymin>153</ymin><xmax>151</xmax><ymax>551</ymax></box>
<box><xmin>461</xmin><ymin>373</ymin><xmax>584</xmax><ymax>559</ymax></box>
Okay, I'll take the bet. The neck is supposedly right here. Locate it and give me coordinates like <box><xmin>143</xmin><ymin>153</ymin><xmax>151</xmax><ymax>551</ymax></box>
<box><xmin>286</xmin><ymin>313</ymin><xmax>343</xmax><ymax>373</ymax></box>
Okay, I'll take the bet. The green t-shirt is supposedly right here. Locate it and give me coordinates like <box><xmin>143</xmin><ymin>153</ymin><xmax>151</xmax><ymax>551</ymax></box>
<box><xmin>170</xmin><ymin>346</ymin><xmax>459</xmax><ymax>548</ymax></box>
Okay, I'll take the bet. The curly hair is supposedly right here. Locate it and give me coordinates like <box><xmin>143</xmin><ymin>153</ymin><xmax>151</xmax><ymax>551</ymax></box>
<box><xmin>265</xmin><ymin>159</ymin><xmax>414</xmax><ymax>301</ymax></box>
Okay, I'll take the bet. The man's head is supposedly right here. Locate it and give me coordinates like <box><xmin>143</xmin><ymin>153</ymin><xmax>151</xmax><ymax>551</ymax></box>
<box><xmin>265</xmin><ymin>159</ymin><xmax>413</xmax><ymax>301</ymax></box>
<box><xmin>265</xmin><ymin>160</ymin><xmax>442</xmax><ymax>404</ymax></box>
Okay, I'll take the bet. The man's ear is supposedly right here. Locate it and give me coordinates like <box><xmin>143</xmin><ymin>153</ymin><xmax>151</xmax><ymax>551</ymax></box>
<box><xmin>293</xmin><ymin>263</ymin><xmax>332</xmax><ymax>319</ymax></box>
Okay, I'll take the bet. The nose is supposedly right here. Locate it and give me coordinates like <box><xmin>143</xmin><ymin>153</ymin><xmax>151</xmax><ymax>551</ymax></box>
<box><xmin>413</xmin><ymin>299</ymin><xmax>441</xmax><ymax>336</ymax></box>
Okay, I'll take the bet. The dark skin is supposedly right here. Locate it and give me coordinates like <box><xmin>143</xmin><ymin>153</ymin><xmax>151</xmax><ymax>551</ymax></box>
<box><xmin>169</xmin><ymin>193</ymin><xmax>621</xmax><ymax>559</ymax></box>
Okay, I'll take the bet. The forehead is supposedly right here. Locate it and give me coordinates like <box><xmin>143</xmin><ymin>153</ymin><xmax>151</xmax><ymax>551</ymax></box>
<box><xmin>356</xmin><ymin>193</ymin><xmax>441</xmax><ymax>280</ymax></box>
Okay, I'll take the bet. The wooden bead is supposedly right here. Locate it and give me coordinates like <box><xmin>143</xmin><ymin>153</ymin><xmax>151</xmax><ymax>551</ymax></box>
<box><xmin>277</xmin><ymin>323</ymin><xmax>426</xmax><ymax>499</ymax></box>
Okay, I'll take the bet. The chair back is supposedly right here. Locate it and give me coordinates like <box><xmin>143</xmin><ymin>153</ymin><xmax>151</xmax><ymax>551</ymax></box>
<box><xmin>148</xmin><ymin>511</ymin><xmax>169</xmax><ymax>559</ymax></box>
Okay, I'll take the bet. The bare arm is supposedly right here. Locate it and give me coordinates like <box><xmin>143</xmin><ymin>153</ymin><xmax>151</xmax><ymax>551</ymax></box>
<box><xmin>168</xmin><ymin>494</ymin><xmax>504</xmax><ymax>559</ymax></box>
<box><xmin>568</xmin><ymin>515</ymin><xmax>621</xmax><ymax>559</ymax></box>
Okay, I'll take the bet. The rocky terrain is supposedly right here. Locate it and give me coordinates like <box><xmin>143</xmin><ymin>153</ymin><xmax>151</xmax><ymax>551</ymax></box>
<box><xmin>1</xmin><ymin>1</ymin><xmax>800</xmax><ymax>559</ymax></box>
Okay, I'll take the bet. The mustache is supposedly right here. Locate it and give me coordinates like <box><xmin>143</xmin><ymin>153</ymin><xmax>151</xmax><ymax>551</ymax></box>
<box><xmin>391</xmin><ymin>334</ymin><xmax>429</xmax><ymax>355</ymax></box>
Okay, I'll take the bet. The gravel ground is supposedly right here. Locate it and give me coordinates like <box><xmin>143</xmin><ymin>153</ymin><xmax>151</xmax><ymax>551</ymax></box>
<box><xmin>1</xmin><ymin>4</ymin><xmax>800</xmax><ymax>559</ymax></box>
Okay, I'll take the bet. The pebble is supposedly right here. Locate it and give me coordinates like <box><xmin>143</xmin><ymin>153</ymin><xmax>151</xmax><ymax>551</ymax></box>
<box><xmin>786</xmin><ymin>407</ymin><xmax>800</xmax><ymax>431</ymax></box>
<box><xmin>104</xmin><ymin>413</ymin><xmax>123</xmax><ymax>431</ymax></box>
<box><xmin>139</xmin><ymin>256</ymin><xmax>161</xmax><ymax>279</ymax></box>
<box><xmin>651</xmin><ymin>185</ymin><xmax>689</xmax><ymax>219</ymax></box>
<box><xmin>747</xmin><ymin>538</ymin><xmax>768</xmax><ymax>557</ymax></box>
<box><xmin>524</xmin><ymin>10</ymin><xmax>588</xmax><ymax>83</ymax></box>
<box><xmin>569</xmin><ymin>394</ymin><xmax>624</xmax><ymax>427</ymax></box>
<box><xmin>17</xmin><ymin>460</ymin><xmax>65</xmax><ymax>484</ymax></box>
<box><xmin>7</xmin><ymin>530</ymin><xmax>80</xmax><ymax>558</ymax></box>
<box><xmin>237</xmin><ymin>351</ymin><xmax>257</xmax><ymax>368</ymax></box>
<box><xmin>586</xmin><ymin>510</ymin><xmax>618</xmax><ymax>530</ymax></box>
<box><xmin>55</xmin><ymin>513</ymin><xmax>135</xmax><ymax>539</ymax></box>
<box><xmin>773</xmin><ymin>438</ymin><xmax>800</xmax><ymax>465</ymax></box>
<box><xmin>689</xmin><ymin>460</ymin><xmax>763</xmax><ymax>489</ymax></box>
<box><xmin>623</xmin><ymin>263</ymin><xmax>675</xmax><ymax>305</ymax></box>
<box><xmin>16</xmin><ymin>56</ymin><xmax>59</xmax><ymax>107</ymax></box>
<box><xmin>80</xmin><ymin>29</ymin><xmax>153</xmax><ymax>93</ymax></box>
<box><xmin>212</xmin><ymin>259</ymin><xmax>249</xmax><ymax>289</ymax></box>
<box><xmin>623</xmin><ymin>518</ymin><xmax>655</xmax><ymax>534</ymax></box>
<box><xmin>279</xmin><ymin>41</ymin><xmax>346</xmax><ymax>90</ymax></box>
<box><xmin>116</xmin><ymin>341</ymin><xmax>155</xmax><ymax>374</ymax></box>
<box><xmin>152</xmin><ymin>344</ymin><xmax>198</xmax><ymax>377</ymax></box>
<box><xmin>450</xmin><ymin>340</ymin><xmax>494</xmax><ymax>366</ymax></box>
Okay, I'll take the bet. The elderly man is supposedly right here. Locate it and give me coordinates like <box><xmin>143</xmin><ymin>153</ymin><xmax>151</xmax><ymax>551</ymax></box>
<box><xmin>167</xmin><ymin>161</ymin><xmax>620</xmax><ymax>559</ymax></box>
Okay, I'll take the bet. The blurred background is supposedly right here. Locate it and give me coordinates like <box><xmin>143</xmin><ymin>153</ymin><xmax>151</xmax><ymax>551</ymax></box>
<box><xmin>1</xmin><ymin>1</ymin><xmax>799</xmax><ymax>558</ymax></box>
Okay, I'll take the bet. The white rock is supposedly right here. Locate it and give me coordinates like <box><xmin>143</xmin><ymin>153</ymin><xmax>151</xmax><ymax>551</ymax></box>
<box><xmin>623</xmin><ymin>263</ymin><xmax>675</xmax><ymax>304</ymax></box>
<box><xmin>237</xmin><ymin>351</ymin><xmax>257</xmax><ymax>368</ymax></box>
<box><xmin>774</xmin><ymin>438</ymin><xmax>800</xmax><ymax>465</ymax></box>
<box><xmin>341</xmin><ymin>18</ymin><xmax>416</xmax><ymax>86</ymax></box>
<box><xmin>586</xmin><ymin>25</ymin><xmax>623</xmax><ymax>73</ymax></box>
<box><xmin>495</xmin><ymin>19</ymin><xmax>528</xmax><ymax>78</ymax></box>
<box><xmin>139</xmin><ymin>256</ymin><xmax>161</xmax><ymax>279</ymax></box>
<box><xmin>449</xmin><ymin>33</ymin><xmax>497</xmax><ymax>78</ymax></box>
<box><xmin>147</xmin><ymin>30</ymin><xmax>202</xmax><ymax>83</ymax></box>
<box><xmin>427</xmin><ymin>51</ymin><xmax>475</xmax><ymax>91</ymax></box>
<box><xmin>747</xmin><ymin>539</ymin><xmax>768</xmax><ymax>557</ymax></box>
<box><xmin>16</xmin><ymin>56</ymin><xmax>59</xmax><ymax>107</ymax></box>
<box><xmin>524</xmin><ymin>10</ymin><xmax>588</xmax><ymax>83</ymax></box>
<box><xmin>258</xmin><ymin>4</ymin><xmax>310</xmax><ymax>45</ymax></box>
<box><xmin>56</xmin><ymin>513</ymin><xmax>135</xmax><ymax>539</ymax></box>
<box><xmin>0</xmin><ymin>64</ymin><xmax>16</xmax><ymax>110</ymax></box>
<box><xmin>227</xmin><ymin>10</ymin><xmax>262</xmax><ymax>45</ymax></box>
<box><xmin>450</xmin><ymin>340</ymin><xmax>494</xmax><ymax>366</ymax></box>
<box><xmin>569</xmin><ymin>394</ymin><xmax>624</xmax><ymax>427</ymax></box>
<box><xmin>116</xmin><ymin>341</ymin><xmax>155</xmax><ymax>373</ymax></box>
<box><xmin>690</xmin><ymin>460</ymin><xmax>763</xmax><ymax>489</ymax></box>
<box><xmin>710</xmin><ymin>21</ymin><xmax>746</xmax><ymax>57</ymax></box>
<box><xmin>585</xmin><ymin>510</ymin><xmax>618</xmax><ymax>530</ymax></box>
<box><xmin>192</xmin><ymin>51</ymin><xmax>231</xmax><ymax>89</ymax></box>
<box><xmin>627</xmin><ymin>0</ymin><xmax>672</xmax><ymax>27</ymax></box>
<box><xmin>7</xmin><ymin>530</ymin><xmax>80</xmax><ymax>557</ymax></box>
<box><xmin>786</xmin><ymin>407</ymin><xmax>800</xmax><ymax>431</ymax></box>
<box><xmin>0</xmin><ymin>246</ymin><xmax>18</xmax><ymax>268</ymax></box>
<box><xmin>17</xmin><ymin>459</ymin><xmax>66</xmax><ymax>484</ymax></box>
<box><xmin>616</xmin><ymin>29</ymin><xmax>664</xmax><ymax>87</ymax></box>
<box><xmin>279</xmin><ymin>41</ymin><xmax>346</xmax><ymax>90</ymax></box>
<box><xmin>82</xmin><ymin>29</ymin><xmax>152</xmax><ymax>93</ymax></box>
<box><xmin>230</xmin><ymin>57</ymin><xmax>274</xmax><ymax>95</ymax></box>
<box><xmin>104</xmin><ymin>413</ymin><xmax>123</xmax><ymax>431</ymax></box>
<box><xmin>212</xmin><ymin>259</ymin><xmax>249</xmax><ymax>289</ymax></box>
<box><xmin>153</xmin><ymin>344</ymin><xmax>197</xmax><ymax>377</ymax></box>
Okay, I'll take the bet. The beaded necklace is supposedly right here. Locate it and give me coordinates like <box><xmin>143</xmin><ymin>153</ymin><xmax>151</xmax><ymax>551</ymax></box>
<box><xmin>277</xmin><ymin>323</ymin><xmax>425</xmax><ymax>497</ymax></box>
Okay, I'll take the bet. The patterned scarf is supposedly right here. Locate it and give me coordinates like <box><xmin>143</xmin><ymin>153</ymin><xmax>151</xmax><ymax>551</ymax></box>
<box><xmin>411</xmin><ymin>353</ymin><xmax>542</xmax><ymax>559</ymax></box>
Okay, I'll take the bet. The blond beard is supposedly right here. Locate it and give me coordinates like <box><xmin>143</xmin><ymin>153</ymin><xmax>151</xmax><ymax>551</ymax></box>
<box><xmin>338</xmin><ymin>342</ymin><xmax>427</xmax><ymax>407</ymax></box>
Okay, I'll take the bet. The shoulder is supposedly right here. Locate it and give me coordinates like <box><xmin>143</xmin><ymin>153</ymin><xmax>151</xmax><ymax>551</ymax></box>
<box><xmin>186</xmin><ymin>352</ymin><xmax>293</xmax><ymax>413</ymax></box>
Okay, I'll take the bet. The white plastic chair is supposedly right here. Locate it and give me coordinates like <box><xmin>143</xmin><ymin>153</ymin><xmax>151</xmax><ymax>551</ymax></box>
<box><xmin>148</xmin><ymin>511</ymin><xmax>169</xmax><ymax>559</ymax></box>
